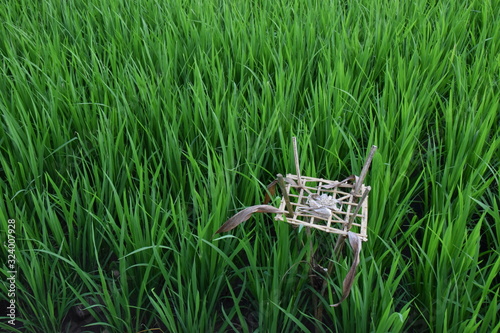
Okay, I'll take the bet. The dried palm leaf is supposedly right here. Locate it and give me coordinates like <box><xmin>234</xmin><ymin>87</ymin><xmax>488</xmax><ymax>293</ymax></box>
<box><xmin>215</xmin><ymin>205</ymin><xmax>287</xmax><ymax>234</ymax></box>
<box><xmin>331</xmin><ymin>231</ymin><xmax>362</xmax><ymax>307</ymax></box>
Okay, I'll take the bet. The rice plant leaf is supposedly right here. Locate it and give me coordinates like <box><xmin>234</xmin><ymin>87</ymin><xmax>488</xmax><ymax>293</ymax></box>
<box><xmin>331</xmin><ymin>231</ymin><xmax>362</xmax><ymax>307</ymax></box>
<box><xmin>216</xmin><ymin>205</ymin><xmax>287</xmax><ymax>234</ymax></box>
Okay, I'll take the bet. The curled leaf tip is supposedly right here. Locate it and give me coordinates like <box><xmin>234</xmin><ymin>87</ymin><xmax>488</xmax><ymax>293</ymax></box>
<box><xmin>330</xmin><ymin>232</ymin><xmax>362</xmax><ymax>307</ymax></box>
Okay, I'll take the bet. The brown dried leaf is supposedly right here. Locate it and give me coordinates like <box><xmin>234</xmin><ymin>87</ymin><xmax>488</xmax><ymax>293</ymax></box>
<box><xmin>331</xmin><ymin>231</ymin><xmax>362</xmax><ymax>307</ymax></box>
<box><xmin>321</xmin><ymin>175</ymin><xmax>356</xmax><ymax>189</ymax></box>
<box><xmin>263</xmin><ymin>177</ymin><xmax>298</xmax><ymax>204</ymax></box>
<box><xmin>284</xmin><ymin>177</ymin><xmax>298</xmax><ymax>186</ymax></box>
<box><xmin>263</xmin><ymin>179</ymin><xmax>278</xmax><ymax>204</ymax></box>
<box><xmin>215</xmin><ymin>205</ymin><xmax>287</xmax><ymax>234</ymax></box>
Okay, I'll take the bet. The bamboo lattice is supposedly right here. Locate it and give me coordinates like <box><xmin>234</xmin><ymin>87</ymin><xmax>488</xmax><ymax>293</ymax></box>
<box><xmin>275</xmin><ymin>174</ymin><xmax>370</xmax><ymax>241</ymax></box>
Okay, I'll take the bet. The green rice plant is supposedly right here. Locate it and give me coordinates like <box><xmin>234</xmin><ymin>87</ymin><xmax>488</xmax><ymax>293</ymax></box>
<box><xmin>1</xmin><ymin>0</ymin><xmax>499</xmax><ymax>331</ymax></box>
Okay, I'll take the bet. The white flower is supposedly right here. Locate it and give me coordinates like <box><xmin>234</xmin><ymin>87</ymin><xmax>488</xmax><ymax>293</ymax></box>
<box><xmin>308</xmin><ymin>193</ymin><xmax>341</xmax><ymax>211</ymax></box>
<box><xmin>297</xmin><ymin>193</ymin><xmax>342</xmax><ymax>219</ymax></box>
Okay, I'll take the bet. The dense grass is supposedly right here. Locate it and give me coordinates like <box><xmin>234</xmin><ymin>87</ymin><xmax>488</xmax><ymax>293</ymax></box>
<box><xmin>1</xmin><ymin>0</ymin><xmax>499</xmax><ymax>332</ymax></box>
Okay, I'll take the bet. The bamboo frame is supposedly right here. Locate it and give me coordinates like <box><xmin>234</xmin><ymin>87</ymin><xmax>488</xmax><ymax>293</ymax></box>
<box><xmin>274</xmin><ymin>174</ymin><xmax>370</xmax><ymax>241</ymax></box>
<box><xmin>274</xmin><ymin>140</ymin><xmax>376</xmax><ymax>242</ymax></box>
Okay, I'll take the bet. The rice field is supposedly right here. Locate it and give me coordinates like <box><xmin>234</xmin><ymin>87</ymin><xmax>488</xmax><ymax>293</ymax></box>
<box><xmin>0</xmin><ymin>0</ymin><xmax>499</xmax><ymax>332</ymax></box>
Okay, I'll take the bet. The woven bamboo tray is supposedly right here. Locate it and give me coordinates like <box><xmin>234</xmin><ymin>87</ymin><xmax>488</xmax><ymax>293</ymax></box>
<box><xmin>275</xmin><ymin>174</ymin><xmax>370</xmax><ymax>241</ymax></box>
